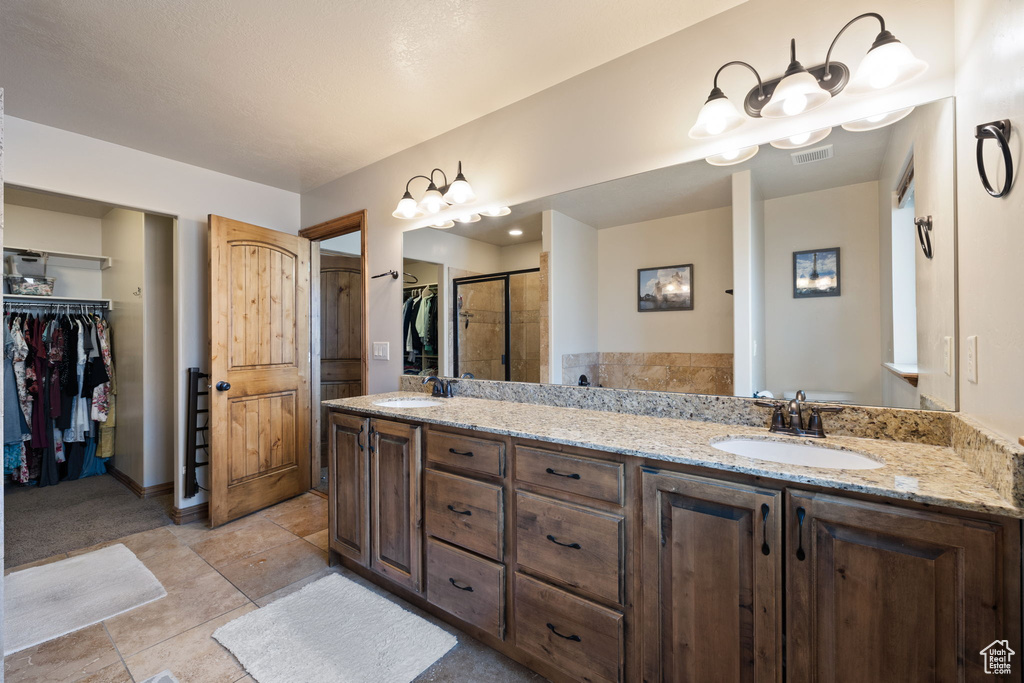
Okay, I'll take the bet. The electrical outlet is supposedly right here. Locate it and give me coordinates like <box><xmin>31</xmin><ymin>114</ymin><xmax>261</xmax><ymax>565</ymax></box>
<box><xmin>943</xmin><ymin>336</ymin><xmax>953</xmax><ymax>376</ymax></box>
<box><xmin>372</xmin><ymin>342</ymin><xmax>389</xmax><ymax>360</ymax></box>
<box><xmin>966</xmin><ymin>335</ymin><xmax>978</xmax><ymax>383</ymax></box>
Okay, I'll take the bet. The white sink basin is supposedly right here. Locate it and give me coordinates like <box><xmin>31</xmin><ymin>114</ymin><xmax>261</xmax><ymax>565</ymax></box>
<box><xmin>372</xmin><ymin>397</ymin><xmax>444</xmax><ymax>408</ymax></box>
<box><xmin>712</xmin><ymin>438</ymin><xmax>884</xmax><ymax>470</ymax></box>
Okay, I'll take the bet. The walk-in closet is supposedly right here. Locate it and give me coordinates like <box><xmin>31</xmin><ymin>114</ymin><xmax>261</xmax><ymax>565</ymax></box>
<box><xmin>2</xmin><ymin>186</ymin><xmax>175</xmax><ymax>569</ymax></box>
<box><xmin>402</xmin><ymin>258</ymin><xmax>442</xmax><ymax>377</ymax></box>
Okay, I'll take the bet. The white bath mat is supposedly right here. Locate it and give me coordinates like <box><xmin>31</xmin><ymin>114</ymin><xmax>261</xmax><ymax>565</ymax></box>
<box><xmin>140</xmin><ymin>671</ymin><xmax>181</xmax><ymax>683</ymax></box>
<box><xmin>4</xmin><ymin>543</ymin><xmax>167</xmax><ymax>655</ymax></box>
<box><xmin>213</xmin><ymin>573</ymin><xmax>457</xmax><ymax>683</ymax></box>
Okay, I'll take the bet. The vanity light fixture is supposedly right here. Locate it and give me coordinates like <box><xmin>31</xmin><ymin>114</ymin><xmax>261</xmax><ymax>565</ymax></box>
<box><xmin>689</xmin><ymin>12</ymin><xmax>927</xmax><ymax>135</ymax></box>
<box><xmin>392</xmin><ymin>161</ymin><xmax>476</xmax><ymax>219</ymax></box>
<box><xmin>508</xmin><ymin>229</ymin><xmax>523</xmax><ymax>236</ymax></box>
<box><xmin>705</xmin><ymin>145</ymin><xmax>760</xmax><ymax>166</ymax></box>
<box><xmin>841</xmin><ymin>106</ymin><xmax>915</xmax><ymax>132</ymax></box>
<box><xmin>770</xmin><ymin>126</ymin><xmax>833</xmax><ymax>150</ymax></box>
<box><xmin>481</xmin><ymin>206</ymin><xmax>512</xmax><ymax>217</ymax></box>
<box><xmin>430</xmin><ymin>219</ymin><xmax>456</xmax><ymax>229</ymax></box>
<box><xmin>455</xmin><ymin>213</ymin><xmax>481</xmax><ymax>224</ymax></box>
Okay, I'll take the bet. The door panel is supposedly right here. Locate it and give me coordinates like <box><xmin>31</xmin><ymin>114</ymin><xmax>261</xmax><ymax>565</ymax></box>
<box><xmin>329</xmin><ymin>412</ymin><xmax>369</xmax><ymax>565</ymax></box>
<box><xmin>211</xmin><ymin>215</ymin><xmax>311</xmax><ymax>526</ymax></box>
<box><xmin>641</xmin><ymin>470</ymin><xmax>782</xmax><ymax>683</ymax></box>
<box><xmin>319</xmin><ymin>253</ymin><xmax>363</xmax><ymax>450</ymax></box>
<box><xmin>370</xmin><ymin>419</ymin><xmax>423</xmax><ymax>592</ymax></box>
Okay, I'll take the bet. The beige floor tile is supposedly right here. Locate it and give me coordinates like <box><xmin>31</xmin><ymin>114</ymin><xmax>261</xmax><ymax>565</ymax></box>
<box><xmin>4</xmin><ymin>552</ymin><xmax>68</xmax><ymax>576</ymax></box>
<box><xmin>125</xmin><ymin>604</ymin><xmax>256</xmax><ymax>683</ymax></box>
<box><xmin>191</xmin><ymin>515</ymin><xmax>299</xmax><ymax>569</ymax></box>
<box><xmin>253</xmin><ymin>566</ymin><xmax>340</xmax><ymax>607</ymax></box>
<box><xmin>164</xmin><ymin>520</ymin><xmax>214</xmax><ymax>546</ymax></box>
<box><xmin>66</xmin><ymin>527</ymin><xmax>185</xmax><ymax>566</ymax></box>
<box><xmin>218</xmin><ymin>538</ymin><xmax>328</xmax><ymax>600</ymax></box>
<box><xmin>303</xmin><ymin>528</ymin><xmax>329</xmax><ymax>552</ymax></box>
<box><xmin>233</xmin><ymin>677</ymin><xmax>255</xmax><ymax>683</ymax></box>
<box><xmin>258</xmin><ymin>493</ymin><xmax>327</xmax><ymax>538</ymax></box>
<box><xmin>4</xmin><ymin>623</ymin><xmax>119</xmax><ymax>682</ymax></box>
<box><xmin>104</xmin><ymin>568</ymin><xmax>250</xmax><ymax>656</ymax></box>
<box><xmin>75</xmin><ymin>661</ymin><xmax>134</xmax><ymax>683</ymax></box>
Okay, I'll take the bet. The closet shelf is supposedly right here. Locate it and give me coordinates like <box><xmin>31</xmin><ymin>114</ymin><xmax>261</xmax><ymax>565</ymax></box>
<box><xmin>4</xmin><ymin>245</ymin><xmax>112</xmax><ymax>270</ymax></box>
<box><xmin>4</xmin><ymin>294</ymin><xmax>114</xmax><ymax>310</ymax></box>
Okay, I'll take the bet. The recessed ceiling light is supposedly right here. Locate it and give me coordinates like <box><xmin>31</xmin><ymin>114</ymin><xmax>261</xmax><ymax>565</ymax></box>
<box><xmin>508</xmin><ymin>229</ymin><xmax>523</xmax><ymax>236</ymax></box>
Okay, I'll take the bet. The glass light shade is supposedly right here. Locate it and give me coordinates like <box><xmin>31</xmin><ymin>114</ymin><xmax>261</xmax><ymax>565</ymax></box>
<box><xmin>443</xmin><ymin>177</ymin><xmax>476</xmax><ymax>204</ymax></box>
<box><xmin>760</xmin><ymin>71</ymin><xmax>831</xmax><ymax>118</ymax></box>
<box><xmin>482</xmin><ymin>206</ymin><xmax>511</xmax><ymax>217</ymax></box>
<box><xmin>430</xmin><ymin>219</ymin><xmax>455</xmax><ymax>229</ymax></box>
<box><xmin>841</xmin><ymin>106</ymin><xmax>915</xmax><ymax>132</ymax></box>
<box><xmin>392</xmin><ymin>193</ymin><xmax>423</xmax><ymax>219</ymax></box>
<box><xmin>770</xmin><ymin>126</ymin><xmax>833</xmax><ymax>150</ymax></box>
<box><xmin>688</xmin><ymin>95</ymin><xmax>745</xmax><ymax>139</ymax></box>
<box><xmin>846</xmin><ymin>41</ymin><xmax>928</xmax><ymax>96</ymax></box>
<box><xmin>455</xmin><ymin>213</ymin><xmax>481</xmax><ymax>224</ymax></box>
<box><xmin>417</xmin><ymin>186</ymin><xmax>448</xmax><ymax>215</ymax></box>
<box><xmin>705</xmin><ymin>145</ymin><xmax>759</xmax><ymax>166</ymax></box>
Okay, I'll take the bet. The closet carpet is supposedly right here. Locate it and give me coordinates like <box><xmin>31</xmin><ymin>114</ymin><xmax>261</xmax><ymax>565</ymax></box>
<box><xmin>3</xmin><ymin>474</ymin><xmax>172</xmax><ymax>568</ymax></box>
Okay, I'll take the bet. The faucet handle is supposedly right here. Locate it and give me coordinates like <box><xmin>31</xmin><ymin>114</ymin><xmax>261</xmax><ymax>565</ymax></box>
<box><xmin>754</xmin><ymin>400</ymin><xmax>779</xmax><ymax>408</ymax></box>
<box><xmin>755</xmin><ymin>401</ymin><xmax>787</xmax><ymax>431</ymax></box>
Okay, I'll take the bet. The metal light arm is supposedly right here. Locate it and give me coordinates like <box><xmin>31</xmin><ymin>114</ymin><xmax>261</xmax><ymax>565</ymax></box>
<box><xmin>823</xmin><ymin>12</ymin><xmax>888</xmax><ymax>81</ymax></box>
<box><xmin>713</xmin><ymin>60</ymin><xmax>766</xmax><ymax>101</ymax></box>
<box><xmin>403</xmin><ymin>174</ymin><xmax>434</xmax><ymax>194</ymax></box>
<box><xmin>429</xmin><ymin>168</ymin><xmax>449</xmax><ymax>191</ymax></box>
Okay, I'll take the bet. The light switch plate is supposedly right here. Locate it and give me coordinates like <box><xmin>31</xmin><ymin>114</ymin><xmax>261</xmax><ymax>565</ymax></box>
<box><xmin>372</xmin><ymin>341</ymin><xmax>389</xmax><ymax>360</ymax></box>
<box><xmin>966</xmin><ymin>335</ymin><xmax>978</xmax><ymax>383</ymax></box>
<box><xmin>943</xmin><ymin>336</ymin><xmax>953</xmax><ymax>376</ymax></box>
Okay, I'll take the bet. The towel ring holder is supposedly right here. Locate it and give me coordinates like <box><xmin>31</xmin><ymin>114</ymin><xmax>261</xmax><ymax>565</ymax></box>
<box><xmin>915</xmin><ymin>216</ymin><xmax>933</xmax><ymax>259</ymax></box>
<box><xmin>976</xmin><ymin>120</ymin><xmax>1013</xmax><ymax>198</ymax></box>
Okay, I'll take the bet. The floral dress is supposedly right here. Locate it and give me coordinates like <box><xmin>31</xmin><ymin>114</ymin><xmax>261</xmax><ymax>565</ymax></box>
<box><xmin>91</xmin><ymin>316</ymin><xmax>113</xmax><ymax>422</ymax></box>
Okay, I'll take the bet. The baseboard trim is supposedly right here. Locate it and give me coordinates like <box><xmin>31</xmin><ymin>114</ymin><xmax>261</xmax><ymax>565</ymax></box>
<box><xmin>171</xmin><ymin>502</ymin><xmax>209</xmax><ymax>525</ymax></box>
<box><xmin>107</xmin><ymin>466</ymin><xmax>174</xmax><ymax>500</ymax></box>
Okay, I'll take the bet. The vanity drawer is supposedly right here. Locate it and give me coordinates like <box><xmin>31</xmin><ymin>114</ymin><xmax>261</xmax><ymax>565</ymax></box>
<box><xmin>515</xmin><ymin>446</ymin><xmax>624</xmax><ymax>505</ymax></box>
<box><xmin>426</xmin><ymin>538</ymin><xmax>505</xmax><ymax>640</ymax></box>
<box><xmin>425</xmin><ymin>470</ymin><xmax>504</xmax><ymax>560</ymax></box>
<box><xmin>514</xmin><ymin>572</ymin><xmax>623</xmax><ymax>683</ymax></box>
<box><xmin>427</xmin><ymin>430</ymin><xmax>504</xmax><ymax>477</ymax></box>
<box><xmin>515</xmin><ymin>491</ymin><xmax>624</xmax><ymax>604</ymax></box>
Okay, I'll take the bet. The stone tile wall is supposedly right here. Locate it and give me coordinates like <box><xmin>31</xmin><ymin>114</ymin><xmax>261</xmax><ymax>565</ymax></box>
<box><xmin>562</xmin><ymin>351</ymin><xmax>734</xmax><ymax>395</ymax></box>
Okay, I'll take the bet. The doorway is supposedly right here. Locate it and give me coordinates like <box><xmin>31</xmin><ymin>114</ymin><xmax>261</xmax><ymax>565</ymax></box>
<box><xmin>300</xmin><ymin>211</ymin><xmax>368</xmax><ymax>495</ymax></box>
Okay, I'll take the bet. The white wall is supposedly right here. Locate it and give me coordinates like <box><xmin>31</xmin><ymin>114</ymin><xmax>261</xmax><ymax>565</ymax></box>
<box><xmin>499</xmin><ymin>240</ymin><xmax>542</xmax><ymax>271</ymax></box>
<box><xmin>301</xmin><ymin>0</ymin><xmax>954</xmax><ymax>394</ymax></box>
<box><xmin>3</xmin><ymin>204</ymin><xmax>105</xmax><ymax>298</ymax></box>
<box><xmin>732</xmin><ymin>171</ymin><xmax>766</xmax><ymax>397</ymax></box>
<box><xmin>764</xmin><ymin>182</ymin><xmax>882</xmax><ymax>404</ymax></box>
<box><xmin>320</xmin><ymin>230</ymin><xmax>361</xmax><ymax>255</ymax></box>
<box><xmin>144</xmin><ymin>214</ymin><xmax>175</xmax><ymax>487</ymax></box>
<box><xmin>598</xmin><ymin>206</ymin><xmax>733</xmax><ymax>354</ymax></box>
<box><xmin>544</xmin><ymin>210</ymin><xmax>598</xmax><ymax>384</ymax></box>
<box><xmin>954</xmin><ymin>0</ymin><xmax>1024</xmax><ymax>441</ymax></box>
<box><xmin>4</xmin><ymin>116</ymin><xmax>301</xmax><ymax>510</ymax></box>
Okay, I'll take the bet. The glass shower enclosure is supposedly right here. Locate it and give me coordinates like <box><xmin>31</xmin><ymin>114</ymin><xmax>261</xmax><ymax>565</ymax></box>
<box><xmin>453</xmin><ymin>268</ymin><xmax>541</xmax><ymax>383</ymax></box>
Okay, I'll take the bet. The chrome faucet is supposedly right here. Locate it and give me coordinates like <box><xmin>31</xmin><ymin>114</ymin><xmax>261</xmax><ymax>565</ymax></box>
<box><xmin>755</xmin><ymin>389</ymin><xmax>843</xmax><ymax>438</ymax></box>
<box><xmin>423</xmin><ymin>376</ymin><xmax>457</xmax><ymax>398</ymax></box>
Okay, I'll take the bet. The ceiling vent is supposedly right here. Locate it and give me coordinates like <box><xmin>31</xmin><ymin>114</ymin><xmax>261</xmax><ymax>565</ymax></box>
<box><xmin>791</xmin><ymin>144</ymin><xmax>834</xmax><ymax>165</ymax></box>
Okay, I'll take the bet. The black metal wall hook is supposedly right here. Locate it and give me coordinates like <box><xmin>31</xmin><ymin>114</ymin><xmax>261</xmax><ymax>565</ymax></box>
<box><xmin>976</xmin><ymin>120</ymin><xmax>1014</xmax><ymax>198</ymax></box>
<box><xmin>915</xmin><ymin>216</ymin><xmax>934</xmax><ymax>259</ymax></box>
<box><xmin>371</xmin><ymin>270</ymin><xmax>399</xmax><ymax>280</ymax></box>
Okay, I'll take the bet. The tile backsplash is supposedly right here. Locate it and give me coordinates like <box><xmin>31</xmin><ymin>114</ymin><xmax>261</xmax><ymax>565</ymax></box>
<box><xmin>562</xmin><ymin>351</ymin><xmax>733</xmax><ymax>395</ymax></box>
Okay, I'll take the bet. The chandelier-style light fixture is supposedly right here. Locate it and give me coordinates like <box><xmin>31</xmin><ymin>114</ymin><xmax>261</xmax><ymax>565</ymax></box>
<box><xmin>689</xmin><ymin>13</ymin><xmax>928</xmax><ymax>139</ymax></box>
<box><xmin>392</xmin><ymin>161</ymin><xmax>477</xmax><ymax>219</ymax></box>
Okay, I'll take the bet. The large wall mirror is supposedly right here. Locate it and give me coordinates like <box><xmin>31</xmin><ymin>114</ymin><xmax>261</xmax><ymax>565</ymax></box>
<box><xmin>402</xmin><ymin>97</ymin><xmax>956</xmax><ymax>411</ymax></box>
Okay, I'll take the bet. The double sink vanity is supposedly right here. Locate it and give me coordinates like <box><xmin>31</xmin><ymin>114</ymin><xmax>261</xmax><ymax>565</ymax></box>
<box><xmin>323</xmin><ymin>386</ymin><xmax>1021</xmax><ymax>683</ymax></box>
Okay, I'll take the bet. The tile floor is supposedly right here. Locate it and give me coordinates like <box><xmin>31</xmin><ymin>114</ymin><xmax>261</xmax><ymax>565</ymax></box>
<box><xmin>4</xmin><ymin>492</ymin><xmax>543</xmax><ymax>683</ymax></box>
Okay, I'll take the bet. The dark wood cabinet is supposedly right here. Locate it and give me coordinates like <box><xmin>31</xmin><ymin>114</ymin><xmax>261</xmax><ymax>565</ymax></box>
<box><xmin>368</xmin><ymin>418</ymin><xmax>423</xmax><ymax>593</ymax></box>
<box><xmin>786</xmin><ymin>489</ymin><xmax>1021</xmax><ymax>683</ymax></box>
<box><xmin>328</xmin><ymin>412</ymin><xmax>370</xmax><ymax>566</ymax></box>
<box><xmin>640</xmin><ymin>469</ymin><xmax>782</xmax><ymax>683</ymax></box>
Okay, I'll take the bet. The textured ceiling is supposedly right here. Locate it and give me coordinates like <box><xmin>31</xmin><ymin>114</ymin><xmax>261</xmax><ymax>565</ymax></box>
<box><xmin>1</xmin><ymin>0</ymin><xmax>746</xmax><ymax>192</ymax></box>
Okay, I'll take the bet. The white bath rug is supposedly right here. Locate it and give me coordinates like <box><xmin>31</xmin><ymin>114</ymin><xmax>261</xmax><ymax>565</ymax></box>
<box><xmin>214</xmin><ymin>573</ymin><xmax>457</xmax><ymax>683</ymax></box>
<box><xmin>140</xmin><ymin>671</ymin><xmax>181</xmax><ymax>683</ymax></box>
<box><xmin>3</xmin><ymin>543</ymin><xmax>167</xmax><ymax>655</ymax></box>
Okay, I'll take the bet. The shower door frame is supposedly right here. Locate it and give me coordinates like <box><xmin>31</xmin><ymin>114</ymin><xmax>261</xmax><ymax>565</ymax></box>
<box><xmin>452</xmin><ymin>268</ymin><xmax>540</xmax><ymax>382</ymax></box>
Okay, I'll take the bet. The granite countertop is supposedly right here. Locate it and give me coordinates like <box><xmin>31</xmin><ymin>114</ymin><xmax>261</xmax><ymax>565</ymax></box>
<box><xmin>325</xmin><ymin>392</ymin><xmax>1021</xmax><ymax>518</ymax></box>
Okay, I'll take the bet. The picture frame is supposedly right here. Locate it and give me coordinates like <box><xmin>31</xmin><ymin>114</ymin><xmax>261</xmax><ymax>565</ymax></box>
<box><xmin>793</xmin><ymin>247</ymin><xmax>841</xmax><ymax>298</ymax></box>
<box><xmin>637</xmin><ymin>263</ymin><xmax>694</xmax><ymax>312</ymax></box>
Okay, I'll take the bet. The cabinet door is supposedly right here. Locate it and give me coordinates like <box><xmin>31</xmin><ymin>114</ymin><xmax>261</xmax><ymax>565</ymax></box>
<box><xmin>786</xmin><ymin>489</ymin><xmax>1021</xmax><ymax>683</ymax></box>
<box><xmin>370</xmin><ymin>419</ymin><xmax>423</xmax><ymax>592</ymax></box>
<box><xmin>328</xmin><ymin>412</ymin><xmax>369</xmax><ymax>566</ymax></box>
<box><xmin>640</xmin><ymin>469</ymin><xmax>782</xmax><ymax>683</ymax></box>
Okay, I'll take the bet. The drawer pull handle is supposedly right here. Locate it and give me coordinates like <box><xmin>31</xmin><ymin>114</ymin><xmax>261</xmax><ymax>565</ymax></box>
<box><xmin>448</xmin><ymin>578</ymin><xmax>474</xmax><ymax>592</ymax></box>
<box><xmin>447</xmin><ymin>504</ymin><xmax>472</xmax><ymax>516</ymax></box>
<box><xmin>760</xmin><ymin>504</ymin><xmax>770</xmax><ymax>556</ymax></box>
<box><xmin>546</xmin><ymin>623</ymin><xmax>581</xmax><ymax>642</ymax></box>
<box><xmin>449</xmin><ymin>448</ymin><xmax>474</xmax><ymax>457</ymax></box>
<box><xmin>545</xmin><ymin>467</ymin><xmax>580</xmax><ymax>480</ymax></box>
<box><xmin>547</xmin><ymin>534</ymin><xmax>581</xmax><ymax>549</ymax></box>
<box><xmin>796</xmin><ymin>506</ymin><xmax>807</xmax><ymax>561</ymax></box>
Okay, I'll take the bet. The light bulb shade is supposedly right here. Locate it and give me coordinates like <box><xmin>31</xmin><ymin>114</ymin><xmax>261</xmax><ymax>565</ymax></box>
<box><xmin>430</xmin><ymin>219</ymin><xmax>455</xmax><ymax>229</ymax></box>
<box><xmin>392</xmin><ymin>192</ymin><xmax>424</xmax><ymax>219</ymax></box>
<box><xmin>455</xmin><ymin>213</ymin><xmax>481</xmax><ymax>224</ymax></box>
<box><xmin>705</xmin><ymin>145</ymin><xmax>759</xmax><ymax>166</ymax></box>
<box><xmin>482</xmin><ymin>206</ymin><xmax>511</xmax><ymax>217</ymax></box>
<box><xmin>417</xmin><ymin>186</ymin><xmax>448</xmax><ymax>215</ymax></box>
<box><xmin>688</xmin><ymin>91</ymin><xmax>745</xmax><ymax>139</ymax></box>
<box><xmin>841</xmin><ymin>106</ymin><xmax>915</xmax><ymax>132</ymax></box>
<box><xmin>846</xmin><ymin>41</ymin><xmax>928</xmax><ymax>96</ymax></box>
<box><xmin>761</xmin><ymin>71</ymin><xmax>831</xmax><ymax>118</ymax></box>
<box><xmin>770</xmin><ymin>126</ymin><xmax>833</xmax><ymax>150</ymax></box>
<box><xmin>442</xmin><ymin>174</ymin><xmax>476</xmax><ymax>204</ymax></box>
